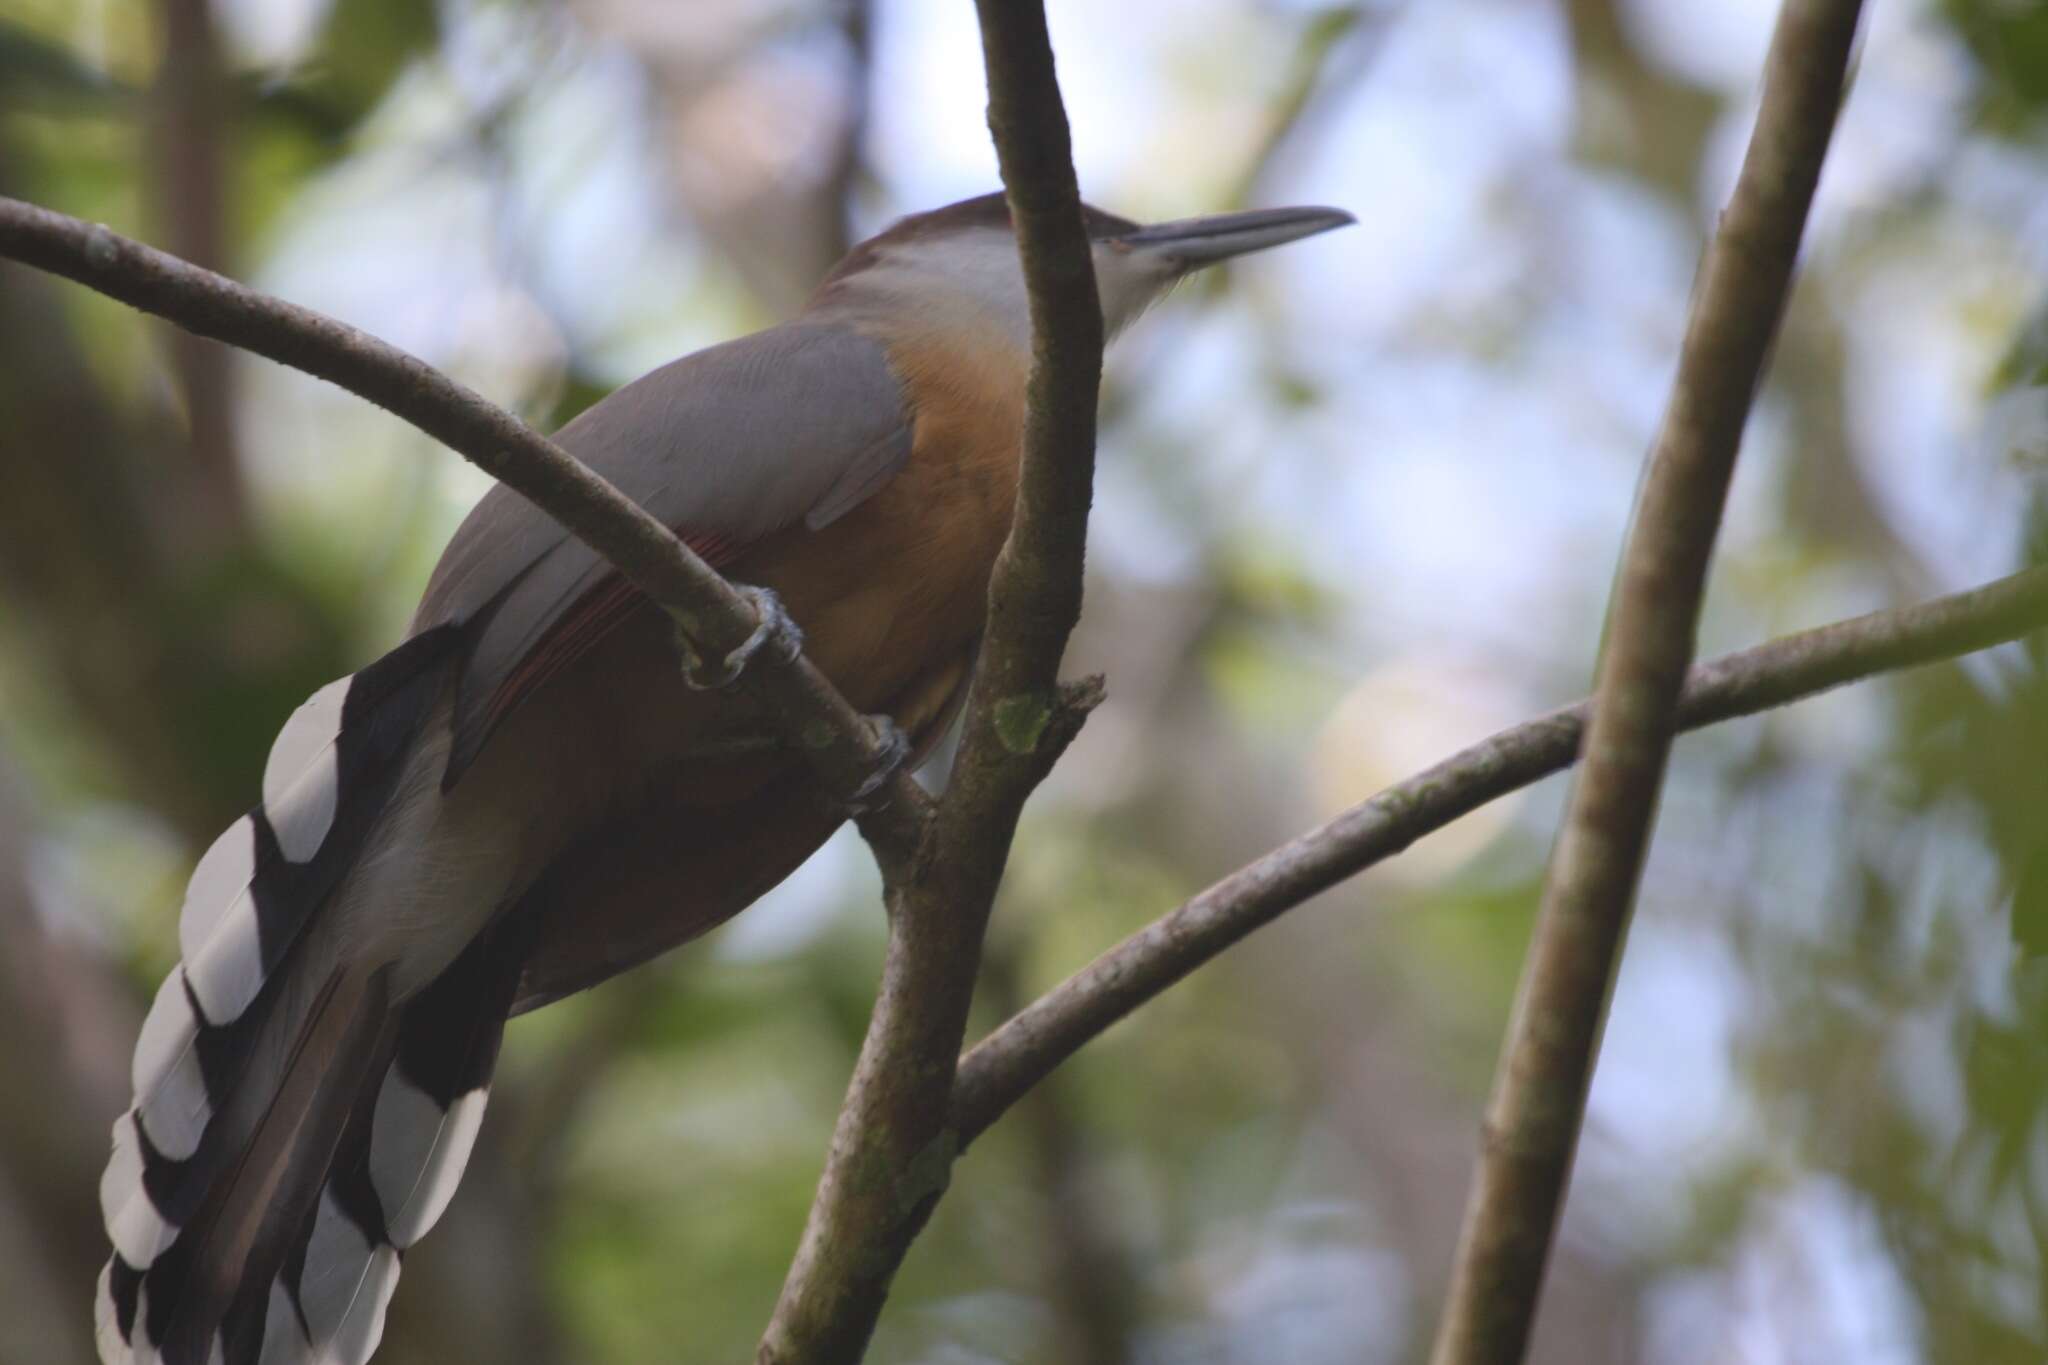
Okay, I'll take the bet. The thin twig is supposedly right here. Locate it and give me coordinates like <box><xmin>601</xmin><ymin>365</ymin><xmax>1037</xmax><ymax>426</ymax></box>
<box><xmin>1430</xmin><ymin>4</ymin><xmax>1865</xmax><ymax>1361</ymax></box>
<box><xmin>0</xmin><ymin>195</ymin><xmax>928</xmax><ymax>854</ymax></box>
<box><xmin>951</xmin><ymin>565</ymin><xmax>2048</xmax><ymax>1139</ymax></box>
<box><xmin>756</xmin><ymin>4</ymin><xmax>1107</xmax><ymax>1359</ymax></box>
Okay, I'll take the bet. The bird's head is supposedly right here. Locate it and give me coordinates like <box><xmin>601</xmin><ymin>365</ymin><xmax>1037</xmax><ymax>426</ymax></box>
<box><xmin>809</xmin><ymin>192</ymin><xmax>1354</xmax><ymax>348</ymax></box>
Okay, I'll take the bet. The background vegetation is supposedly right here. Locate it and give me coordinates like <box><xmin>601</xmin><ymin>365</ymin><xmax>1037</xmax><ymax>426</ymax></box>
<box><xmin>2</xmin><ymin>0</ymin><xmax>2047</xmax><ymax>1361</ymax></box>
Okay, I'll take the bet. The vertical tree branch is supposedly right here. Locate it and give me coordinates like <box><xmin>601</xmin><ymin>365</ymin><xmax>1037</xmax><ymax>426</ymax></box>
<box><xmin>151</xmin><ymin>0</ymin><xmax>245</xmax><ymax>550</ymax></box>
<box><xmin>979</xmin><ymin>938</ymin><xmax>1139</xmax><ymax>1364</ymax></box>
<box><xmin>758</xmin><ymin>4</ymin><xmax>1106</xmax><ymax>1359</ymax></box>
<box><xmin>1428</xmin><ymin>3</ymin><xmax>1865</xmax><ymax>1362</ymax></box>
<box><xmin>0</xmin><ymin>760</ymin><xmax>139</xmax><ymax>1365</ymax></box>
<box><xmin>821</xmin><ymin>0</ymin><xmax>876</xmax><ymax>268</ymax></box>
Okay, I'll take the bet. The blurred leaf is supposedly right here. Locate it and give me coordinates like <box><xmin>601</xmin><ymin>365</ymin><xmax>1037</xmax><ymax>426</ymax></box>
<box><xmin>1390</xmin><ymin>871</ymin><xmax>1543</xmax><ymax>1088</ymax></box>
<box><xmin>318</xmin><ymin>0</ymin><xmax>439</xmax><ymax>110</ymax></box>
<box><xmin>1962</xmin><ymin>1020</ymin><xmax>2039</xmax><ymax>1190</ymax></box>
<box><xmin>541</xmin><ymin>369</ymin><xmax>617</xmax><ymax>433</ymax></box>
<box><xmin>0</xmin><ymin>18</ymin><xmax>133</xmax><ymax>108</ymax></box>
<box><xmin>2015</xmin><ymin>839</ymin><xmax>2048</xmax><ymax>960</ymax></box>
<box><xmin>1942</xmin><ymin>0</ymin><xmax>2048</xmax><ymax>134</ymax></box>
<box><xmin>1989</xmin><ymin>298</ymin><xmax>2048</xmax><ymax>395</ymax></box>
<box><xmin>276</xmin><ymin>0</ymin><xmax>441</xmax><ymax>137</ymax></box>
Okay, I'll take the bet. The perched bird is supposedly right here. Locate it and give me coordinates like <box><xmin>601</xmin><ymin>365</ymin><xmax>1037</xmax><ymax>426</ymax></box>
<box><xmin>95</xmin><ymin>193</ymin><xmax>1353</xmax><ymax>1365</ymax></box>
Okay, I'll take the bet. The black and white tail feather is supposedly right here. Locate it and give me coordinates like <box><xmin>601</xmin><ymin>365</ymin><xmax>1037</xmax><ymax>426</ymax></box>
<box><xmin>96</xmin><ymin>626</ymin><xmax>526</xmax><ymax>1365</ymax></box>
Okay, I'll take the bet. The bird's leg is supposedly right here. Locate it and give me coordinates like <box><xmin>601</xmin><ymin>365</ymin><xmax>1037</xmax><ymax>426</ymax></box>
<box><xmin>672</xmin><ymin>585</ymin><xmax>907</xmax><ymax>811</ymax></box>
<box><xmin>846</xmin><ymin>715</ymin><xmax>911</xmax><ymax>814</ymax></box>
<box><xmin>678</xmin><ymin>584</ymin><xmax>804</xmax><ymax>691</ymax></box>
<box><xmin>672</xmin><ymin>714</ymin><xmax>908</xmax><ymax>807</ymax></box>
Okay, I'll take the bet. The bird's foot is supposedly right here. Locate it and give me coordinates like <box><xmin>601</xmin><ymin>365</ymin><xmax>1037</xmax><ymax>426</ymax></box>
<box><xmin>847</xmin><ymin>715</ymin><xmax>912</xmax><ymax>814</ymax></box>
<box><xmin>681</xmin><ymin>585</ymin><xmax>805</xmax><ymax>691</ymax></box>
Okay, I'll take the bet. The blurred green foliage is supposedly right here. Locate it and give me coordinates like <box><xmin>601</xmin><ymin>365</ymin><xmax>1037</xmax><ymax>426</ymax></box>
<box><xmin>3</xmin><ymin>2</ymin><xmax>2048</xmax><ymax>1364</ymax></box>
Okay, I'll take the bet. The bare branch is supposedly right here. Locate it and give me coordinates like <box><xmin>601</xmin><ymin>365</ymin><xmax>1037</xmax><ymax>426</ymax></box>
<box><xmin>0</xmin><ymin>195</ymin><xmax>928</xmax><ymax>852</ymax></box>
<box><xmin>758</xmin><ymin>3</ymin><xmax>1106</xmax><ymax>1358</ymax></box>
<box><xmin>150</xmin><ymin>0</ymin><xmax>244</xmax><ymax>552</ymax></box>
<box><xmin>979</xmin><ymin>937</ymin><xmax>1140</xmax><ymax>1364</ymax></box>
<box><xmin>0</xmin><ymin>759</ymin><xmax>137</xmax><ymax>1365</ymax></box>
<box><xmin>952</xmin><ymin>565</ymin><xmax>2048</xmax><ymax>1139</ymax></box>
<box><xmin>1431</xmin><ymin>4</ymin><xmax>1865</xmax><ymax>1361</ymax></box>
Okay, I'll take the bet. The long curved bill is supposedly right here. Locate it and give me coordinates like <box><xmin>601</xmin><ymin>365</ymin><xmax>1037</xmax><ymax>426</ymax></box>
<box><xmin>1117</xmin><ymin>205</ymin><xmax>1356</xmax><ymax>269</ymax></box>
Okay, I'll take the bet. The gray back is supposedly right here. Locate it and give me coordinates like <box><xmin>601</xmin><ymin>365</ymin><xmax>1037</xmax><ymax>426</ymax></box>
<box><xmin>415</xmin><ymin>320</ymin><xmax>913</xmax><ymax>779</ymax></box>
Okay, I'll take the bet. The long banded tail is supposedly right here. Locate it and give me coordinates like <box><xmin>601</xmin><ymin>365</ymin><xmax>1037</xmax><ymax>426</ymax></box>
<box><xmin>93</xmin><ymin>626</ymin><xmax>524</xmax><ymax>1365</ymax></box>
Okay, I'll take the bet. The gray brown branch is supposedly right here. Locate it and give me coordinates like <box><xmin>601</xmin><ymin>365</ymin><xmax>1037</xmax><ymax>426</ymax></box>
<box><xmin>951</xmin><ymin>564</ymin><xmax>2048</xmax><ymax>1140</ymax></box>
<box><xmin>0</xmin><ymin>760</ymin><xmax>139</xmax><ymax>1365</ymax></box>
<box><xmin>0</xmin><ymin>194</ymin><xmax>927</xmax><ymax>855</ymax></box>
<box><xmin>1429</xmin><ymin>3</ymin><xmax>1866</xmax><ymax>1362</ymax></box>
<box><xmin>979</xmin><ymin>938</ymin><xmax>1140</xmax><ymax>1364</ymax></box>
<box><xmin>149</xmin><ymin>0</ymin><xmax>244</xmax><ymax>553</ymax></box>
<box><xmin>757</xmin><ymin>3</ymin><xmax>1107</xmax><ymax>1359</ymax></box>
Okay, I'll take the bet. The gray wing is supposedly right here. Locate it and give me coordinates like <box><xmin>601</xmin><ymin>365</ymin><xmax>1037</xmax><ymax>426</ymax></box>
<box><xmin>413</xmin><ymin>320</ymin><xmax>913</xmax><ymax>785</ymax></box>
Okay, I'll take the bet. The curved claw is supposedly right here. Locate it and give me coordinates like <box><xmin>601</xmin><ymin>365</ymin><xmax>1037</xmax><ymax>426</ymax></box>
<box><xmin>682</xmin><ymin>585</ymin><xmax>805</xmax><ymax>691</ymax></box>
<box><xmin>847</xmin><ymin>716</ymin><xmax>911</xmax><ymax>814</ymax></box>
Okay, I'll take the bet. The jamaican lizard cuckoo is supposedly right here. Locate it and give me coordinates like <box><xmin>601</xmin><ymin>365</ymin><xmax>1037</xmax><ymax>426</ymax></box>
<box><xmin>96</xmin><ymin>192</ymin><xmax>1353</xmax><ymax>1365</ymax></box>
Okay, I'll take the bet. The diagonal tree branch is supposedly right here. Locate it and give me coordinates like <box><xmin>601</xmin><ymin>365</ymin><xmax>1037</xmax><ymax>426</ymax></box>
<box><xmin>1430</xmin><ymin>3</ymin><xmax>1865</xmax><ymax>1361</ymax></box>
<box><xmin>950</xmin><ymin>565</ymin><xmax>2048</xmax><ymax>1141</ymax></box>
<box><xmin>758</xmin><ymin>4</ymin><xmax>1107</xmax><ymax>1359</ymax></box>
<box><xmin>0</xmin><ymin>196</ymin><xmax>927</xmax><ymax>855</ymax></box>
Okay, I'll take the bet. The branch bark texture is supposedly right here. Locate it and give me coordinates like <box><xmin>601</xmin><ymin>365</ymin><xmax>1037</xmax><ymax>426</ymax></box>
<box><xmin>952</xmin><ymin>565</ymin><xmax>2048</xmax><ymax>1140</ymax></box>
<box><xmin>0</xmin><ymin>195</ymin><xmax>925</xmax><ymax>852</ymax></box>
<box><xmin>1430</xmin><ymin>4</ymin><xmax>1865</xmax><ymax>1361</ymax></box>
<box><xmin>757</xmin><ymin>4</ymin><xmax>1106</xmax><ymax>1359</ymax></box>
